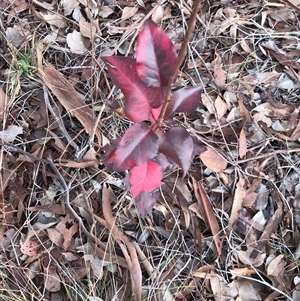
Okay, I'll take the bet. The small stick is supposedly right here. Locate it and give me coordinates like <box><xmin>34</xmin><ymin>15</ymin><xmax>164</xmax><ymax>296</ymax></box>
<box><xmin>154</xmin><ymin>0</ymin><xmax>201</xmax><ymax>130</ymax></box>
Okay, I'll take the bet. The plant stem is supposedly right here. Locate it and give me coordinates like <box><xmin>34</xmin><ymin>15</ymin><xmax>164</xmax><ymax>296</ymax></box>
<box><xmin>154</xmin><ymin>0</ymin><xmax>201</xmax><ymax>131</ymax></box>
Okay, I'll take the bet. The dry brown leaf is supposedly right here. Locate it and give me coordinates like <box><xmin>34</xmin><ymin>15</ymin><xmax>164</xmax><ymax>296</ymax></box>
<box><xmin>20</xmin><ymin>238</ymin><xmax>39</xmax><ymax>257</ymax></box>
<box><xmin>252</xmin><ymin>199</ymin><xmax>283</xmax><ymax>261</ymax></box>
<box><xmin>254</xmin><ymin>101</ymin><xmax>294</xmax><ymax>119</ymax></box>
<box><xmin>213</xmin><ymin>52</ymin><xmax>226</xmax><ymax>88</ymax></box>
<box><xmin>37</xmin><ymin>63</ymin><xmax>102</xmax><ymax>144</ymax></box>
<box><xmin>83</xmin><ymin>254</ymin><xmax>107</xmax><ymax>279</ymax></box>
<box><xmin>239</xmin><ymin>128</ymin><xmax>247</xmax><ymax>159</ymax></box>
<box><xmin>66</xmin><ymin>30</ymin><xmax>88</xmax><ymax>53</ymax></box>
<box><xmin>223</xmin><ymin>7</ymin><xmax>237</xmax><ymax>18</ymax></box>
<box><xmin>101</xmin><ymin>187</ymin><xmax>142</xmax><ymax>301</ymax></box>
<box><xmin>201</xmin><ymin>94</ymin><xmax>215</xmax><ymax>114</ymax></box>
<box><xmin>0</xmin><ymin>87</ymin><xmax>6</xmax><ymax>118</ymax></box>
<box><xmin>32</xmin><ymin>0</ymin><xmax>53</xmax><ymax>10</ymax></box>
<box><xmin>267</xmin><ymin>254</ymin><xmax>285</xmax><ymax>276</ymax></box>
<box><xmin>46</xmin><ymin>228</ymin><xmax>63</xmax><ymax>247</ymax></box>
<box><xmin>121</xmin><ymin>7</ymin><xmax>139</xmax><ymax>22</ymax></box>
<box><xmin>79</xmin><ymin>18</ymin><xmax>96</xmax><ymax>40</ymax></box>
<box><xmin>62</xmin><ymin>252</ymin><xmax>78</xmax><ymax>261</ymax></box>
<box><xmin>242</xmin><ymin>178</ymin><xmax>260</xmax><ymax>208</ymax></box>
<box><xmin>152</xmin><ymin>5</ymin><xmax>164</xmax><ymax>23</ymax></box>
<box><xmin>61</xmin><ymin>0</ymin><xmax>79</xmax><ymax>16</ymax></box>
<box><xmin>192</xmin><ymin>178</ymin><xmax>222</xmax><ymax>256</ymax></box>
<box><xmin>199</xmin><ymin>147</ymin><xmax>227</xmax><ymax>172</ymax></box>
<box><xmin>8</xmin><ymin>0</ymin><xmax>28</xmax><ymax>22</ymax></box>
<box><xmin>242</xmin><ymin>71</ymin><xmax>280</xmax><ymax>85</ymax></box>
<box><xmin>240</xmin><ymin>40</ymin><xmax>262</xmax><ymax>61</ymax></box>
<box><xmin>253</xmin><ymin>112</ymin><xmax>272</xmax><ymax>127</ymax></box>
<box><xmin>27</xmin><ymin>204</ymin><xmax>67</xmax><ymax>215</ymax></box>
<box><xmin>267</xmin><ymin>48</ymin><xmax>300</xmax><ymax>70</ymax></box>
<box><xmin>236</xmin><ymin>280</ymin><xmax>262</xmax><ymax>301</ymax></box>
<box><xmin>55</xmin><ymin>214</ymin><xmax>78</xmax><ymax>251</ymax></box>
<box><xmin>235</xmin><ymin>241</ymin><xmax>266</xmax><ymax>267</ymax></box>
<box><xmin>0</xmin><ymin>125</ymin><xmax>23</xmax><ymax>143</ymax></box>
<box><xmin>61</xmin><ymin>160</ymin><xmax>99</xmax><ymax>168</ymax></box>
<box><xmin>192</xmin><ymin>265</ymin><xmax>216</xmax><ymax>278</ymax></box>
<box><xmin>214</xmin><ymin>95</ymin><xmax>228</xmax><ymax>119</ymax></box>
<box><xmin>210</xmin><ymin>272</ymin><xmax>238</xmax><ymax>301</ymax></box>
<box><xmin>229</xmin><ymin>267</ymin><xmax>256</xmax><ymax>278</ymax></box>
<box><xmin>47</xmin><ymin>129</ymin><xmax>67</xmax><ymax>152</ymax></box>
<box><xmin>44</xmin><ymin>265</ymin><xmax>61</xmax><ymax>292</ymax></box>
<box><xmin>226</xmin><ymin>54</ymin><xmax>244</xmax><ymax>77</ymax></box>
<box><xmin>238</xmin><ymin>99</ymin><xmax>251</xmax><ymax>123</ymax></box>
<box><xmin>291</xmin><ymin>119</ymin><xmax>300</xmax><ymax>140</ymax></box>
<box><xmin>5</xmin><ymin>27</ymin><xmax>25</xmax><ymax>47</ymax></box>
<box><xmin>228</xmin><ymin>176</ymin><xmax>246</xmax><ymax>231</ymax></box>
<box><xmin>98</xmin><ymin>6</ymin><xmax>114</xmax><ymax>18</ymax></box>
<box><xmin>37</xmin><ymin>11</ymin><xmax>67</xmax><ymax>28</ymax></box>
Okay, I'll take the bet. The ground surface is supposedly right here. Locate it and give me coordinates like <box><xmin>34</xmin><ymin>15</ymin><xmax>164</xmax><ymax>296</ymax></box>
<box><xmin>1</xmin><ymin>0</ymin><xmax>300</xmax><ymax>300</ymax></box>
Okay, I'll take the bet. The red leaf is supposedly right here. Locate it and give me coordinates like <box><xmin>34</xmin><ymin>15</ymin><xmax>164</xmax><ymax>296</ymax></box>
<box><xmin>136</xmin><ymin>20</ymin><xmax>177</xmax><ymax>87</ymax></box>
<box><xmin>159</xmin><ymin>127</ymin><xmax>194</xmax><ymax>176</ymax></box>
<box><xmin>149</xmin><ymin>106</ymin><xmax>162</xmax><ymax>123</ymax></box>
<box><xmin>129</xmin><ymin>160</ymin><xmax>162</xmax><ymax>197</ymax></box>
<box><xmin>102</xmin><ymin>56</ymin><xmax>164</xmax><ymax>121</ymax></box>
<box><xmin>102</xmin><ymin>123</ymin><xmax>158</xmax><ymax>171</ymax></box>
<box><xmin>165</xmin><ymin>86</ymin><xmax>201</xmax><ymax>119</ymax></box>
<box><xmin>192</xmin><ymin>136</ymin><xmax>207</xmax><ymax>157</ymax></box>
<box><xmin>135</xmin><ymin>190</ymin><xmax>160</xmax><ymax>218</ymax></box>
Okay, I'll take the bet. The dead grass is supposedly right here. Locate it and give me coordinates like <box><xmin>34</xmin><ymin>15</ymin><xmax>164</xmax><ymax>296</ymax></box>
<box><xmin>1</xmin><ymin>0</ymin><xmax>300</xmax><ymax>300</ymax></box>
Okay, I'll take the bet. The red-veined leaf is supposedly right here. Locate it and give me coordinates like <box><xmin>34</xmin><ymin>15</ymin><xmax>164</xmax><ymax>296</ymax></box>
<box><xmin>165</xmin><ymin>86</ymin><xmax>201</xmax><ymax>119</ymax></box>
<box><xmin>102</xmin><ymin>123</ymin><xmax>158</xmax><ymax>171</ymax></box>
<box><xmin>158</xmin><ymin>127</ymin><xmax>194</xmax><ymax>176</ymax></box>
<box><xmin>136</xmin><ymin>19</ymin><xmax>177</xmax><ymax>87</ymax></box>
<box><xmin>102</xmin><ymin>56</ymin><xmax>164</xmax><ymax>121</ymax></box>
<box><xmin>135</xmin><ymin>190</ymin><xmax>160</xmax><ymax>218</ymax></box>
<box><xmin>129</xmin><ymin>160</ymin><xmax>162</xmax><ymax>197</ymax></box>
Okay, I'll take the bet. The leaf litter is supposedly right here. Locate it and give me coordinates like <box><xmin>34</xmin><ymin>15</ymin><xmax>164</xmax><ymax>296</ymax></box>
<box><xmin>1</xmin><ymin>0</ymin><xmax>300</xmax><ymax>300</ymax></box>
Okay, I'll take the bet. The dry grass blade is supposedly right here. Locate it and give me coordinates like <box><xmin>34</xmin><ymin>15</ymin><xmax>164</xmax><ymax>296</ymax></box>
<box><xmin>37</xmin><ymin>63</ymin><xmax>102</xmax><ymax>144</ymax></box>
<box><xmin>95</xmin><ymin>186</ymin><xmax>142</xmax><ymax>301</ymax></box>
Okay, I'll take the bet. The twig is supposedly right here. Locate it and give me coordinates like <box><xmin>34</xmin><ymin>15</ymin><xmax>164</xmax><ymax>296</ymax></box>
<box><xmin>236</xmin><ymin>147</ymin><xmax>300</xmax><ymax>164</ymax></box>
<box><xmin>154</xmin><ymin>0</ymin><xmax>201</xmax><ymax>130</ymax></box>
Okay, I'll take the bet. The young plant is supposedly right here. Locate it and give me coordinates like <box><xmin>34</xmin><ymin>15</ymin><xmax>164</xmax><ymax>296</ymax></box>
<box><xmin>101</xmin><ymin>20</ymin><xmax>205</xmax><ymax>217</ymax></box>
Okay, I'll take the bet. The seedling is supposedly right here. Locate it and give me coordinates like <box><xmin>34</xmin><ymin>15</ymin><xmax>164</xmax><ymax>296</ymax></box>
<box><xmin>17</xmin><ymin>51</ymin><xmax>35</xmax><ymax>77</ymax></box>
<box><xmin>101</xmin><ymin>20</ymin><xmax>205</xmax><ymax>217</ymax></box>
